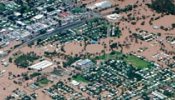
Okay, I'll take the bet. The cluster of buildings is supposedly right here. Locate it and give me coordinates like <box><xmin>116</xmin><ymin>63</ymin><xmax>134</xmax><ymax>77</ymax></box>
<box><xmin>0</xmin><ymin>0</ymin><xmax>87</xmax><ymax>47</ymax></box>
<box><xmin>133</xmin><ymin>30</ymin><xmax>156</xmax><ymax>42</ymax></box>
<box><xmin>33</xmin><ymin>57</ymin><xmax>174</xmax><ymax>99</ymax></box>
<box><xmin>166</xmin><ymin>36</ymin><xmax>175</xmax><ymax>45</ymax></box>
<box><xmin>76</xmin><ymin>59</ymin><xmax>175</xmax><ymax>99</ymax></box>
<box><xmin>0</xmin><ymin>0</ymin><xmax>175</xmax><ymax>100</ymax></box>
<box><xmin>43</xmin><ymin>81</ymin><xmax>86</xmax><ymax>100</ymax></box>
<box><xmin>5</xmin><ymin>89</ymin><xmax>36</xmax><ymax>100</ymax></box>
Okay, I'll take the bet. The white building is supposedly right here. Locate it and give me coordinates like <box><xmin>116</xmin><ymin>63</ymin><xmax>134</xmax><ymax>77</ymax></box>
<box><xmin>29</xmin><ymin>60</ymin><xmax>53</xmax><ymax>70</ymax></box>
<box><xmin>71</xmin><ymin>80</ymin><xmax>80</xmax><ymax>86</ymax></box>
<box><xmin>72</xmin><ymin>59</ymin><xmax>94</xmax><ymax>70</ymax></box>
<box><xmin>152</xmin><ymin>91</ymin><xmax>167</xmax><ymax>99</ymax></box>
<box><xmin>0</xmin><ymin>51</ymin><xmax>7</xmax><ymax>58</ymax></box>
<box><xmin>32</xmin><ymin>14</ymin><xmax>44</xmax><ymax>21</ymax></box>
<box><xmin>87</xmin><ymin>1</ymin><xmax>112</xmax><ymax>10</ymax></box>
<box><xmin>106</xmin><ymin>13</ymin><xmax>121</xmax><ymax>21</ymax></box>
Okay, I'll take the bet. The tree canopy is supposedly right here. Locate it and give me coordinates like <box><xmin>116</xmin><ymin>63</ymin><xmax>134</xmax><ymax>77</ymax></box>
<box><xmin>0</xmin><ymin>3</ymin><xmax>5</xmax><ymax>12</ymax></box>
<box><xmin>149</xmin><ymin>0</ymin><xmax>175</xmax><ymax>15</ymax></box>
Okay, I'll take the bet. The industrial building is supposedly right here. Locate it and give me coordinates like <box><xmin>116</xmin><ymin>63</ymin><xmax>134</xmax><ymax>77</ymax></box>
<box><xmin>29</xmin><ymin>60</ymin><xmax>53</xmax><ymax>70</ymax></box>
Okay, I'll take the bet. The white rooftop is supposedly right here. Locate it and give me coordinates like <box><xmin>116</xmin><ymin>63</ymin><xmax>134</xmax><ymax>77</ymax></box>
<box><xmin>152</xmin><ymin>91</ymin><xmax>167</xmax><ymax>99</ymax></box>
<box><xmin>16</xmin><ymin>21</ymin><xmax>26</xmax><ymax>26</ymax></box>
<box><xmin>87</xmin><ymin>0</ymin><xmax>112</xmax><ymax>10</ymax></box>
<box><xmin>106</xmin><ymin>13</ymin><xmax>121</xmax><ymax>20</ymax></box>
<box><xmin>33</xmin><ymin>14</ymin><xmax>44</xmax><ymax>20</ymax></box>
<box><xmin>29</xmin><ymin>60</ymin><xmax>53</xmax><ymax>70</ymax></box>
<box><xmin>14</xmin><ymin>12</ymin><xmax>21</xmax><ymax>16</ymax></box>
<box><xmin>95</xmin><ymin>1</ymin><xmax>112</xmax><ymax>8</ymax></box>
<box><xmin>71</xmin><ymin>80</ymin><xmax>80</xmax><ymax>86</ymax></box>
<box><xmin>77</xmin><ymin>59</ymin><xmax>92</xmax><ymax>66</ymax></box>
<box><xmin>0</xmin><ymin>51</ymin><xmax>4</xmax><ymax>55</ymax></box>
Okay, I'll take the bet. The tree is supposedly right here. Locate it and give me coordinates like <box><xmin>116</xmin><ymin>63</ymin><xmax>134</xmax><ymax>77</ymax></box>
<box><xmin>149</xmin><ymin>0</ymin><xmax>175</xmax><ymax>15</ymax></box>
<box><xmin>173</xmin><ymin>56</ymin><xmax>175</xmax><ymax>60</ymax></box>
<box><xmin>172</xmin><ymin>23</ymin><xmax>175</xmax><ymax>28</ymax></box>
<box><xmin>9</xmin><ymin>57</ymin><xmax>13</xmax><ymax>63</ymax></box>
<box><xmin>0</xmin><ymin>3</ymin><xmax>5</xmax><ymax>13</ymax></box>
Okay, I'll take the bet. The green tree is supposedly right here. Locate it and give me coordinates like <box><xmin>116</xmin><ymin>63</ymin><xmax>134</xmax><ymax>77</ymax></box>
<box><xmin>149</xmin><ymin>0</ymin><xmax>175</xmax><ymax>15</ymax></box>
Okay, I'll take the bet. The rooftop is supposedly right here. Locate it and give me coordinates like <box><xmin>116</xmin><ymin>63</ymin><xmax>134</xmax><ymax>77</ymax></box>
<box><xmin>29</xmin><ymin>60</ymin><xmax>53</xmax><ymax>70</ymax></box>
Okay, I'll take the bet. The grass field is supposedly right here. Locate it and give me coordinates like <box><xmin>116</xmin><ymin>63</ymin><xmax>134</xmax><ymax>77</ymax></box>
<box><xmin>94</xmin><ymin>51</ymin><xmax>152</xmax><ymax>69</ymax></box>
<box><xmin>35</xmin><ymin>78</ymin><xmax>50</xmax><ymax>87</ymax></box>
<box><xmin>125</xmin><ymin>55</ymin><xmax>152</xmax><ymax>69</ymax></box>
<box><xmin>72</xmin><ymin>75</ymin><xmax>89</xmax><ymax>83</ymax></box>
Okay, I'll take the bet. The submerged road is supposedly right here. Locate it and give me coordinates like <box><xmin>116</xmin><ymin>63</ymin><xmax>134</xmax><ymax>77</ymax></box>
<box><xmin>24</xmin><ymin>11</ymin><xmax>102</xmax><ymax>45</ymax></box>
<box><xmin>25</xmin><ymin>19</ymin><xmax>87</xmax><ymax>45</ymax></box>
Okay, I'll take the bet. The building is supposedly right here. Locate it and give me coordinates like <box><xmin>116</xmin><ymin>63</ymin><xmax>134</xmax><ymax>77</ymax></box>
<box><xmin>16</xmin><ymin>21</ymin><xmax>26</xmax><ymax>27</ymax></box>
<box><xmin>0</xmin><ymin>50</ymin><xmax>7</xmax><ymax>58</ymax></box>
<box><xmin>72</xmin><ymin>59</ymin><xmax>94</xmax><ymax>70</ymax></box>
<box><xmin>12</xmin><ymin>29</ymin><xmax>31</xmax><ymax>41</ymax></box>
<box><xmin>134</xmin><ymin>31</ymin><xmax>154</xmax><ymax>41</ymax></box>
<box><xmin>152</xmin><ymin>91</ymin><xmax>167</xmax><ymax>99</ymax></box>
<box><xmin>166</xmin><ymin>36</ymin><xmax>175</xmax><ymax>45</ymax></box>
<box><xmin>0</xmin><ymin>34</ymin><xmax>9</xmax><ymax>48</ymax></box>
<box><xmin>106</xmin><ymin>13</ymin><xmax>121</xmax><ymax>21</ymax></box>
<box><xmin>71</xmin><ymin>80</ymin><xmax>80</xmax><ymax>86</ymax></box>
<box><xmin>87</xmin><ymin>1</ymin><xmax>112</xmax><ymax>10</ymax></box>
<box><xmin>29</xmin><ymin>60</ymin><xmax>53</xmax><ymax>70</ymax></box>
<box><xmin>32</xmin><ymin>14</ymin><xmax>44</xmax><ymax>21</ymax></box>
<box><xmin>26</xmin><ymin>23</ymin><xmax>49</xmax><ymax>34</ymax></box>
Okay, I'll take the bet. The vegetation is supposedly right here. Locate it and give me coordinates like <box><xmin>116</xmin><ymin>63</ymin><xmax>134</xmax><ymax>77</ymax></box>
<box><xmin>172</xmin><ymin>23</ymin><xmax>175</xmax><ymax>28</ymax></box>
<box><xmin>95</xmin><ymin>51</ymin><xmax>124</xmax><ymax>60</ymax></box>
<box><xmin>148</xmin><ymin>0</ymin><xmax>175</xmax><ymax>15</ymax></box>
<box><xmin>63</xmin><ymin>56</ymin><xmax>80</xmax><ymax>67</ymax></box>
<box><xmin>95</xmin><ymin>51</ymin><xmax>152</xmax><ymax>69</ymax></box>
<box><xmin>72</xmin><ymin>75</ymin><xmax>89</xmax><ymax>83</ymax></box>
<box><xmin>44</xmin><ymin>51</ymin><xmax>57</xmax><ymax>57</ymax></box>
<box><xmin>13</xmin><ymin>43</ymin><xmax>23</xmax><ymax>49</ymax></box>
<box><xmin>38</xmin><ymin>78</ymin><xmax>50</xmax><ymax>85</ymax></box>
<box><xmin>114</xmin><ymin>5</ymin><xmax>137</xmax><ymax>13</ymax></box>
<box><xmin>84</xmin><ymin>18</ymin><xmax>109</xmax><ymax>40</ymax></box>
<box><xmin>173</xmin><ymin>56</ymin><xmax>175</xmax><ymax>60</ymax></box>
<box><xmin>47</xmin><ymin>0</ymin><xmax>56</xmax><ymax>4</ymax></box>
<box><xmin>71</xmin><ymin>7</ymin><xmax>84</xmax><ymax>13</ymax></box>
<box><xmin>30</xmin><ymin>72</ymin><xmax>41</xmax><ymax>78</ymax></box>
<box><xmin>14</xmin><ymin>52</ymin><xmax>39</xmax><ymax>68</ymax></box>
<box><xmin>112</xmin><ymin>27</ymin><xmax>121</xmax><ymax>37</ymax></box>
<box><xmin>9</xmin><ymin>57</ymin><xmax>13</xmax><ymax>63</ymax></box>
<box><xmin>35</xmin><ymin>78</ymin><xmax>50</xmax><ymax>86</ymax></box>
<box><xmin>125</xmin><ymin>55</ymin><xmax>152</xmax><ymax>69</ymax></box>
<box><xmin>0</xmin><ymin>3</ymin><xmax>5</xmax><ymax>12</ymax></box>
<box><xmin>127</xmin><ymin>67</ymin><xmax>143</xmax><ymax>81</ymax></box>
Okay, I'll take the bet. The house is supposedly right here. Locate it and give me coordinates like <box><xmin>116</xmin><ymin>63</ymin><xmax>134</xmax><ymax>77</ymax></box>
<box><xmin>0</xmin><ymin>50</ymin><xmax>7</xmax><ymax>58</ymax></box>
<box><xmin>32</xmin><ymin>14</ymin><xmax>44</xmax><ymax>22</ymax></box>
<box><xmin>71</xmin><ymin>80</ymin><xmax>80</xmax><ymax>86</ymax></box>
<box><xmin>134</xmin><ymin>31</ymin><xmax>154</xmax><ymax>41</ymax></box>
